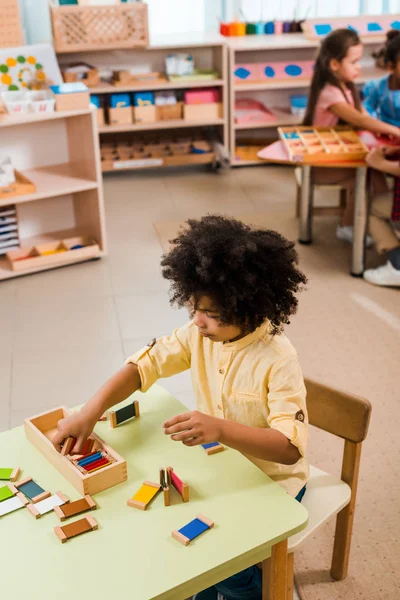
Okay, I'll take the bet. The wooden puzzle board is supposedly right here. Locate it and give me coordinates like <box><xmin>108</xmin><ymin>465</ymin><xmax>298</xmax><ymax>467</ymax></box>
<box><xmin>279</xmin><ymin>126</ymin><xmax>368</xmax><ymax>164</ymax></box>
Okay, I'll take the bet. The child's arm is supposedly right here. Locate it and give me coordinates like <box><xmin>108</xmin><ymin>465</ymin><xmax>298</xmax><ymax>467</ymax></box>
<box><xmin>330</xmin><ymin>102</ymin><xmax>400</xmax><ymax>137</ymax></box>
<box><xmin>366</xmin><ymin>146</ymin><xmax>400</xmax><ymax>176</ymax></box>
<box><xmin>163</xmin><ymin>412</ymin><xmax>301</xmax><ymax>464</ymax></box>
<box><xmin>52</xmin><ymin>364</ymin><xmax>142</xmax><ymax>453</ymax></box>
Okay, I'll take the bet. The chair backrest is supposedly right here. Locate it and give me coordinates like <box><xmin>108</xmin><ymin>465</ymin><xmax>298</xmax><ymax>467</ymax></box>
<box><xmin>305</xmin><ymin>377</ymin><xmax>372</xmax><ymax>443</ymax></box>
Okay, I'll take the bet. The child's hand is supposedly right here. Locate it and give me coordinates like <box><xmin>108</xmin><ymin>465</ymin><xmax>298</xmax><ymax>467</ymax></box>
<box><xmin>366</xmin><ymin>147</ymin><xmax>387</xmax><ymax>169</ymax></box>
<box><xmin>163</xmin><ymin>410</ymin><xmax>222</xmax><ymax>446</ymax></box>
<box><xmin>52</xmin><ymin>412</ymin><xmax>95</xmax><ymax>454</ymax></box>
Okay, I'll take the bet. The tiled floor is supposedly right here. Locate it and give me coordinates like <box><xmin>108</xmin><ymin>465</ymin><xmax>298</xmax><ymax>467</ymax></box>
<box><xmin>0</xmin><ymin>164</ymin><xmax>399</xmax><ymax>600</ymax></box>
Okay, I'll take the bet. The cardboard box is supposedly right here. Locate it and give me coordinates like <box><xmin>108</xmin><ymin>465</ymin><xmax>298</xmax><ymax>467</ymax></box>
<box><xmin>108</xmin><ymin>106</ymin><xmax>133</xmax><ymax>125</ymax></box>
<box><xmin>97</xmin><ymin>108</ymin><xmax>105</xmax><ymax>127</ymax></box>
<box><xmin>156</xmin><ymin>102</ymin><xmax>183</xmax><ymax>121</ymax></box>
<box><xmin>134</xmin><ymin>105</ymin><xmax>156</xmax><ymax>123</ymax></box>
<box><xmin>183</xmin><ymin>102</ymin><xmax>222</xmax><ymax>121</ymax></box>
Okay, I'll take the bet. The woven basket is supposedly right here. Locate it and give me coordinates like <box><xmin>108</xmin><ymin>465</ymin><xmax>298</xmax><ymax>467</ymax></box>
<box><xmin>50</xmin><ymin>2</ymin><xmax>149</xmax><ymax>53</ymax></box>
<box><xmin>0</xmin><ymin>0</ymin><xmax>24</xmax><ymax>49</ymax></box>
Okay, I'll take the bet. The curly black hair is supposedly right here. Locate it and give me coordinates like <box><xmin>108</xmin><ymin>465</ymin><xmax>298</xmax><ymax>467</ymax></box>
<box><xmin>160</xmin><ymin>215</ymin><xmax>307</xmax><ymax>335</ymax></box>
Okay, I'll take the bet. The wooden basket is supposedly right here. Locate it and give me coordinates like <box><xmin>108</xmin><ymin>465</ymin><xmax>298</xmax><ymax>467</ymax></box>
<box><xmin>0</xmin><ymin>0</ymin><xmax>24</xmax><ymax>49</ymax></box>
<box><xmin>50</xmin><ymin>2</ymin><xmax>149</xmax><ymax>53</ymax></box>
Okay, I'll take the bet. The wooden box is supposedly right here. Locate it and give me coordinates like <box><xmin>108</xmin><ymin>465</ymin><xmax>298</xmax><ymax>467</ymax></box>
<box><xmin>54</xmin><ymin>91</ymin><xmax>90</xmax><ymax>112</ymax></box>
<box><xmin>183</xmin><ymin>103</ymin><xmax>222</xmax><ymax>121</ymax></box>
<box><xmin>0</xmin><ymin>0</ymin><xmax>24</xmax><ymax>49</ymax></box>
<box><xmin>156</xmin><ymin>102</ymin><xmax>183</xmax><ymax>121</ymax></box>
<box><xmin>6</xmin><ymin>235</ymin><xmax>100</xmax><ymax>272</ymax></box>
<box><xmin>51</xmin><ymin>3</ymin><xmax>149</xmax><ymax>53</ymax></box>
<box><xmin>134</xmin><ymin>105</ymin><xmax>156</xmax><ymax>124</ymax></box>
<box><xmin>108</xmin><ymin>106</ymin><xmax>133</xmax><ymax>125</ymax></box>
<box><xmin>25</xmin><ymin>407</ymin><xmax>127</xmax><ymax>496</ymax></box>
<box><xmin>0</xmin><ymin>170</ymin><xmax>36</xmax><ymax>200</ymax></box>
<box><xmin>278</xmin><ymin>126</ymin><xmax>368</xmax><ymax>163</ymax></box>
<box><xmin>97</xmin><ymin>108</ymin><xmax>105</xmax><ymax>127</ymax></box>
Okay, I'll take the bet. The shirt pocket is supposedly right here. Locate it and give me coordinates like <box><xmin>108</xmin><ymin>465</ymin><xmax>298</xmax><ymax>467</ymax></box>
<box><xmin>230</xmin><ymin>390</ymin><xmax>268</xmax><ymax>428</ymax></box>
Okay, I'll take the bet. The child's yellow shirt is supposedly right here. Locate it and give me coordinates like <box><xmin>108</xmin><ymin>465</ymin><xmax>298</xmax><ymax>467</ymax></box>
<box><xmin>126</xmin><ymin>320</ymin><xmax>309</xmax><ymax>497</ymax></box>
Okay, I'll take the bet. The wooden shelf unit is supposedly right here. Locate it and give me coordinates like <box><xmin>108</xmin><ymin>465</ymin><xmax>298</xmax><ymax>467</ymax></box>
<box><xmin>0</xmin><ymin>108</ymin><xmax>107</xmax><ymax>280</ymax></box>
<box><xmin>56</xmin><ymin>36</ymin><xmax>228</xmax><ymax>173</ymax></box>
<box><xmin>227</xmin><ymin>34</ymin><xmax>386</xmax><ymax>166</ymax></box>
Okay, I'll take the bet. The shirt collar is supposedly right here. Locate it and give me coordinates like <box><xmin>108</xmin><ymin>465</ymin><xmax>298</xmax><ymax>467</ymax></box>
<box><xmin>221</xmin><ymin>320</ymin><xmax>271</xmax><ymax>352</ymax></box>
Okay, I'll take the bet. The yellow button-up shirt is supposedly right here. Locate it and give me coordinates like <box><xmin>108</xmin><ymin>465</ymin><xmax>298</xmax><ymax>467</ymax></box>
<box><xmin>126</xmin><ymin>320</ymin><xmax>309</xmax><ymax>497</ymax></box>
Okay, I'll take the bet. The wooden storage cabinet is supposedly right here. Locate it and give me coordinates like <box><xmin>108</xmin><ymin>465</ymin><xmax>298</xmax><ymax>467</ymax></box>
<box><xmin>0</xmin><ymin>108</ymin><xmax>107</xmax><ymax>280</ymax></box>
<box><xmin>56</xmin><ymin>37</ymin><xmax>228</xmax><ymax>172</ymax></box>
<box><xmin>25</xmin><ymin>407</ymin><xmax>127</xmax><ymax>496</ymax></box>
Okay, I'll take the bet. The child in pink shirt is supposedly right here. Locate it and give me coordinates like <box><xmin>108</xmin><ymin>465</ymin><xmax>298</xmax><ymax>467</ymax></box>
<box><xmin>303</xmin><ymin>29</ymin><xmax>400</xmax><ymax>244</ymax></box>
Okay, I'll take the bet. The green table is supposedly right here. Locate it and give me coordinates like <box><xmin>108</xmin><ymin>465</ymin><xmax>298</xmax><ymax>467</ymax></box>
<box><xmin>0</xmin><ymin>385</ymin><xmax>307</xmax><ymax>600</ymax></box>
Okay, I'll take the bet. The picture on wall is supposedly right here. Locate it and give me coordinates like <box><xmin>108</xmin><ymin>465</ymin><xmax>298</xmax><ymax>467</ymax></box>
<box><xmin>0</xmin><ymin>44</ymin><xmax>62</xmax><ymax>92</ymax></box>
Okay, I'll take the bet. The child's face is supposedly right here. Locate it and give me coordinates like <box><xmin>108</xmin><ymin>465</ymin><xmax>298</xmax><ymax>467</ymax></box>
<box><xmin>330</xmin><ymin>43</ymin><xmax>363</xmax><ymax>83</ymax></box>
<box><xmin>190</xmin><ymin>296</ymin><xmax>245</xmax><ymax>343</ymax></box>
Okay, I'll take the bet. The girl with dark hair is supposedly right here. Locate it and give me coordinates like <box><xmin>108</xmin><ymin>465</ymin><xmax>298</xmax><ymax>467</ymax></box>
<box><xmin>363</xmin><ymin>29</ymin><xmax>400</xmax><ymax>126</ymax></box>
<box><xmin>304</xmin><ymin>29</ymin><xmax>400</xmax><ymax>245</ymax></box>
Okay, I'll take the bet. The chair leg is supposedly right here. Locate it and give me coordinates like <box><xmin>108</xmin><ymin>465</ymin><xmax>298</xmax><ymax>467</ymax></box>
<box><xmin>295</xmin><ymin>185</ymin><xmax>301</xmax><ymax>217</ymax></box>
<box><xmin>339</xmin><ymin>187</ymin><xmax>347</xmax><ymax>212</ymax></box>
<box><xmin>331</xmin><ymin>441</ymin><xmax>362</xmax><ymax>581</ymax></box>
<box><xmin>287</xmin><ymin>552</ymin><xmax>294</xmax><ymax>600</ymax></box>
<box><xmin>262</xmin><ymin>539</ymin><xmax>288</xmax><ymax>600</ymax></box>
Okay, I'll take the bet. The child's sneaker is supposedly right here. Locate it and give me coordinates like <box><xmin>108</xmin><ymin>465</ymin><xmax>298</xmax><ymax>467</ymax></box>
<box><xmin>336</xmin><ymin>225</ymin><xmax>373</xmax><ymax>247</ymax></box>
<box><xmin>363</xmin><ymin>261</ymin><xmax>400</xmax><ymax>286</ymax></box>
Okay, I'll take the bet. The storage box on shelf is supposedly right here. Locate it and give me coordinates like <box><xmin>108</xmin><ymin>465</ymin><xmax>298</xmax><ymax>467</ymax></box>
<box><xmin>0</xmin><ymin>0</ymin><xmax>24</xmax><ymax>48</ymax></box>
<box><xmin>50</xmin><ymin>2</ymin><xmax>149</xmax><ymax>53</ymax></box>
<box><xmin>0</xmin><ymin>107</ymin><xmax>106</xmax><ymax>280</ymax></box>
<box><xmin>227</xmin><ymin>33</ymin><xmax>386</xmax><ymax>166</ymax></box>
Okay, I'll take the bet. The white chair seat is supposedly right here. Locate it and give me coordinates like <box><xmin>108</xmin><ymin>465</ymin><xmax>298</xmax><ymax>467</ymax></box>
<box><xmin>289</xmin><ymin>464</ymin><xmax>351</xmax><ymax>552</ymax></box>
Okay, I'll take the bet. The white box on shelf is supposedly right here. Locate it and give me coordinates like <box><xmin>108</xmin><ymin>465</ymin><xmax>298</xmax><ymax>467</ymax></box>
<box><xmin>2</xmin><ymin>91</ymin><xmax>30</xmax><ymax>115</ymax></box>
<box><xmin>26</xmin><ymin>91</ymin><xmax>56</xmax><ymax>113</ymax></box>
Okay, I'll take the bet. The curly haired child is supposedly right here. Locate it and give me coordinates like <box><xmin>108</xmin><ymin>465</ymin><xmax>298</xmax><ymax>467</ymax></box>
<box><xmin>53</xmin><ymin>215</ymin><xmax>309</xmax><ymax>600</ymax></box>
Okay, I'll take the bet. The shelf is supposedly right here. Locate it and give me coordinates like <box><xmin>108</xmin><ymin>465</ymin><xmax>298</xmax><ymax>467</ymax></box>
<box><xmin>227</xmin><ymin>32</ymin><xmax>385</xmax><ymax>52</ymax></box>
<box><xmin>102</xmin><ymin>152</ymin><xmax>215</xmax><ymax>172</ymax></box>
<box><xmin>0</xmin><ymin>108</ymin><xmax>93</xmax><ymax>129</ymax></box>
<box><xmin>233</xmin><ymin>66</ymin><xmax>383</xmax><ymax>92</ymax></box>
<box><xmin>235</xmin><ymin>110</ymin><xmax>301</xmax><ymax>129</ymax></box>
<box><xmin>0</xmin><ymin>227</ymin><xmax>103</xmax><ymax>281</ymax></box>
<box><xmin>99</xmin><ymin>118</ymin><xmax>225</xmax><ymax>134</ymax></box>
<box><xmin>0</xmin><ymin>163</ymin><xmax>99</xmax><ymax>208</ymax></box>
<box><xmin>90</xmin><ymin>79</ymin><xmax>224</xmax><ymax>95</ymax></box>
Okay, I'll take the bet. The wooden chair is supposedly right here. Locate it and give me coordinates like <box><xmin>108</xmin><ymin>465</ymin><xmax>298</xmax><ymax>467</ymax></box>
<box><xmin>294</xmin><ymin>166</ymin><xmax>346</xmax><ymax>217</ymax></box>
<box><xmin>261</xmin><ymin>377</ymin><xmax>372</xmax><ymax>600</ymax></box>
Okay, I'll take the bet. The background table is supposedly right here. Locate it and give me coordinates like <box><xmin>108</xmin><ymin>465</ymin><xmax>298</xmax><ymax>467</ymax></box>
<box><xmin>0</xmin><ymin>386</ymin><xmax>307</xmax><ymax>600</ymax></box>
<box><xmin>258</xmin><ymin>139</ymin><xmax>370</xmax><ymax>276</ymax></box>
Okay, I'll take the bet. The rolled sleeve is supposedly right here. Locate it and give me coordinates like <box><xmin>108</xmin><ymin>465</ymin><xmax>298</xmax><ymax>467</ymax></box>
<box><xmin>125</xmin><ymin>322</ymin><xmax>192</xmax><ymax>392</ymax></box>
<box><xmin>267</xmin><ymin>355</ymin><xmax>308</xmax><ymax>457</ymax></box>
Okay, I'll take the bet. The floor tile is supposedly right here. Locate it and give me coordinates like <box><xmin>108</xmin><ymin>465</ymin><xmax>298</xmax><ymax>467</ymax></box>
<box><xmin>0</xmin><ymin>352</ymin><xmax>11</xmax><ymax>432</ymax></box>
<box><xmin>14</xmin><ymin>294</ymin><xmax>120</xmax><ymax>349</ymax></box>
<box><xmin>11</xmin><ymin>341</ymin><xmax>124</xmax><ymax>412</ymax></box>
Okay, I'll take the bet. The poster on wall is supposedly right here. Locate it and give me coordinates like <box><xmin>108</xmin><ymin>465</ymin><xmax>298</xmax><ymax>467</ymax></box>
<box><xmin>0</xmin><ymin>44</ymin><xmax>62</xmax><ymax>92</ymax></box>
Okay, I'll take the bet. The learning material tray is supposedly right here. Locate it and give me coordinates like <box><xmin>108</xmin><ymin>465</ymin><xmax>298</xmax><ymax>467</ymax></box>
<box><xmin>278</xmin><ymin>126</ymin><xmax>369</xmax><ymax>163</ymax></box>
